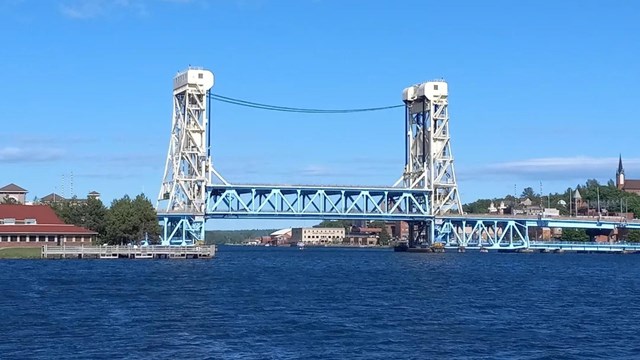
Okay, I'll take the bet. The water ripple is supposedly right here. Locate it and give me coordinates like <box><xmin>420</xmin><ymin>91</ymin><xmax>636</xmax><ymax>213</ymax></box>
<box><xmin>1</xmin><ymin>248</ymin><xmax>640</xmax><ymax>359</ymax></box>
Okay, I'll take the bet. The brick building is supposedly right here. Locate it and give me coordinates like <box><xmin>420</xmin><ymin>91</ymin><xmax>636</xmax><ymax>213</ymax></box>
<box><xmin>0</xmin><ymin>204</ymin><xmax>97</xmax><ymax>247</ymax></box>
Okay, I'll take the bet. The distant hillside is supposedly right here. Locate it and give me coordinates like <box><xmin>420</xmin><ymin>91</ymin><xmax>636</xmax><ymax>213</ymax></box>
<box><xmin>205</xmin><ymin>229</ymin><xmax>277</xmax><ymax>244</ymax></box>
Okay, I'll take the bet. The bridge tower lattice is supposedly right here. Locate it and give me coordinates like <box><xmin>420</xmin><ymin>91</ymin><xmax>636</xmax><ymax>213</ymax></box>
<box><xmin>395</xmin><ymin>80</ymin><xmax>463</xmax><ymax>245</ymax></box>
<box><xmin>156</xmin><ymin>67</ymin><xmax>227</xmax><ymax>245</ymax></box>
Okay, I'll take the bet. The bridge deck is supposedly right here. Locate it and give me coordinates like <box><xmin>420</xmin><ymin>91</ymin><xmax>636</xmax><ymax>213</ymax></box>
<box><xmin>529</xmin><ymin>241</ymin><xmax>640</xmax><ymax>252</ymax></box>
<box><xmin>439</xmin><ymin>215</ymin><xmax>640</xmax><ymax>230</ymax></box>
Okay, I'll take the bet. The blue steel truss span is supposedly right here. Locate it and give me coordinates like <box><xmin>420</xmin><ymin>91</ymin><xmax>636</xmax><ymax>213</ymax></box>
<box><xmin>205</xmin><ymin>184</ymin><xmax>432</xmax><ymax>220</ymax></box>
<box><xmin>435</xmin><ymin>215</ymin><xmax>640</xmax><ymax>250</ymax></box>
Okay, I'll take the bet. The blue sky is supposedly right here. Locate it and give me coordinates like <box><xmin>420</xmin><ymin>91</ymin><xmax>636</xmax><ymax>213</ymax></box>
<box><xmin>1</xmin><ymin>0</ymin><xmax>639</xmax><ymax>229</ymax></box>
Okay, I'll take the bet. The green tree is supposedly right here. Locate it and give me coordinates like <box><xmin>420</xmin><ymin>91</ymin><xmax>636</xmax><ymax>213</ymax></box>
<box><xmin>83</xmin><ymin>197</ymin><xmax>108</xmax><ymax>241</ymax></box>
<box><xmin>521</xmin><ymin>187</ymin><xmax>537</xmax><ymax>200</ymax></box>
<box><xmin>369</xmin><ymin>220</ymin><xmax>391</xmax><ymax>245</ymax></box>
<box><xmin>561</xmin><ymin>228</ymin><xmax>588</xmax><ymax>241</ymax></box>
<box><xmin>462</xmin><ymin>199</ymin><xmax>493</xmax><ymax>214</ymax></box>
<box><xmin>131</xmin><ymin>194</ymin><xmax>161</xmax><ymax>243</ymax></box>
<box><xmin>627</xmin><ymin>230</ymin><xmax>640</xmax><ymax>242</ymax></box>
<box><xmin>315</xmin><ymin>220</ymin><xmax>353</xmax><ymax>233</ymax></box>
<box><xmin>105</xmin><ymin>195</ymin><xmax>137</xmax><ymax>245</ymax></box>
<box><xmin>104</xmin><ymin>194</ymin><xmax>160</xmax><ymax>245</ymax></box>
<box><xmin>205</xmin><ymin>229</ymin><xmax>277</xmax><ymax>245</ymax></box>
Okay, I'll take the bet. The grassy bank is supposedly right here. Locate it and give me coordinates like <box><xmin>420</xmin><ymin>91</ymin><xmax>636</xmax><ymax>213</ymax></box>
<box><xmin>0</xmin><ymin>247</ymin><xmax>41</xmax><ymax>259</ymax></box>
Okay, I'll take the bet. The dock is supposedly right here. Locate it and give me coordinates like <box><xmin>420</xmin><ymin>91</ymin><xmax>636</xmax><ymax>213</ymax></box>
<box><xmin>41</xmin><ymin>245</ymin><xmax>216</xmax><ymax>259</ymax></box>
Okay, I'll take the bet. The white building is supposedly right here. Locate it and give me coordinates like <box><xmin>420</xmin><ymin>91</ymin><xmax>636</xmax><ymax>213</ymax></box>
<box><xmin>291</xmin><ymin>227</ymin><xmax>345</xmax><ymax>245</ymax></box>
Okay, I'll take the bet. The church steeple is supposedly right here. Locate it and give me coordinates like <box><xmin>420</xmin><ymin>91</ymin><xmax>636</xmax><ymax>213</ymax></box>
<box><xmin>617</xmin><ymin>154</ymin><xmax>625</xmax><ymax>175</ymax></box>
<box><xmin>617</xmin><ymin>154</ymin><xmax>625</xmax><ymax>190</ymax></box>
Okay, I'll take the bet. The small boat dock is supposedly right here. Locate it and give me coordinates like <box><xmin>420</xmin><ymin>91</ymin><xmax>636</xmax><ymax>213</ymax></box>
<box><xmin>41</xmin><ymin>245</ymin><xmax>216</xmax><ymax>259</ymax></box>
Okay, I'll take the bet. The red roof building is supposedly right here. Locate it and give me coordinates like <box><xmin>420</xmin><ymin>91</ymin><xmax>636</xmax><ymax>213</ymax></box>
<box><xmin>0</xmin><ymin>205</ymin><xmax>97</xmax><ymax>247</ymax></box>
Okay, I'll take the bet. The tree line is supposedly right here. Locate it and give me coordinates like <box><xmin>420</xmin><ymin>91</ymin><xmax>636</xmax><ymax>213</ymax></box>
<box><xmin>51</xmin><ymin>194</ymin><xmax>161</xmax><ymax>245</ymax></box>
<box><xmin>205</xmin><ymin>229</ymin><xmax>276</xmax><ymax>244</ymax></box>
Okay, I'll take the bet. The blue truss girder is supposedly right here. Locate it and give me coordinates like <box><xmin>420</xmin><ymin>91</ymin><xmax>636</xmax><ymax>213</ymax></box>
<box><xmin>437</xmin><ymin>215</ymin><xmax>640</xmax><ymax>249</ymax></box>
<box><xmin>159</xmin><ymin>214</ymin><xmax>205</xmax><ymax>246</ymax></box>
<box><xmin>205</xmin><ymin>184</ymin><xmax>432</xmax><ymax>220</ymax></box>
<box><xmin>443</xmin><ymin>214</ymin><xmax>640</xmax><ymax>230</ymax></box>
<box><xmin>436</xmin><ymin>218</ymin><xmax>529</xmax><ymax>249</ymax></box>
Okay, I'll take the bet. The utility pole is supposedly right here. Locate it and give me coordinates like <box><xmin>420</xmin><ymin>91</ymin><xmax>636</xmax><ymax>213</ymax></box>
<box><xmin>597</xmin><ymin>187</ymin><xmax>601</xmax><ymax>219</ymax></box>
<box><xmin>569</xmin><ymin>188</ymin><xmax>572</xmax><ymax>217</ymax></box>
<box><xmin>539</xmin><ymin>181</ymin><xmax>544</xmax><ymax>217</ymax></box>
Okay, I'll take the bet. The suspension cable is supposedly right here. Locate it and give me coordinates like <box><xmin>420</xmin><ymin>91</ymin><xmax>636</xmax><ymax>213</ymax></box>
<box><xmin>210</xmin><ymin>93</ymin><xmax>404</xmax><ymax>113</ymax></box>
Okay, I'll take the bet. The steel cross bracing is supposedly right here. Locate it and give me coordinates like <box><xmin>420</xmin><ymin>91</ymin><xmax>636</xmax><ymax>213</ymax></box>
<box><xmin>394</xmin><ymin>81</ymin><xmax>462</xmax><ymax>216</ymax></box>
<box><xmin>159</xmin><ymin>214</ymin><xmax>206</xmax><ymax>246</ymax></box>
<box><xmin>434</xmin><ymin>215</ymin><xmax>640</xmax><ymax>250</ymax></box>
<box><xmin>156</xmin><ymin>68</ymin><xmax>228</xmax><ymax>245</ymax></box>
<box><xmin>435</xmin><ymin>218</ymin><xmax>530</xmax><ymax>249</ymax></box>
<box><xmin>205</xmin><ymin>184</ymin><xmax>432</xmax><ymax>220</ymax></box>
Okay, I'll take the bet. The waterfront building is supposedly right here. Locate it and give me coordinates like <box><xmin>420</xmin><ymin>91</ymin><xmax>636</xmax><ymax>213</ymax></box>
<box><xmin>0</xmin><ymin>204</ymin><xmax>97</xmax><ymax>247</ymax></box>
<box><xmin>291</xmin><ymin>227</ymin><xmax>345</xmax><ymax>245</ymax></box>
<box><xmin>270</xmin><ymin>228</ymin><xmax>292</xmax><ymax>245</ymax></box>
<box><xmin>344</xmin><ymin>227</ymin><xmax>381</xmax><ymax>246</ymax></box>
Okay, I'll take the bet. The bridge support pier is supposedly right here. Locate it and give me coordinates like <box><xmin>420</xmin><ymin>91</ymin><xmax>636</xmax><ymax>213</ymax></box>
<box><xmin>159</xmin><ymin>215</ymin><xmax>205</xmax><ymax>246</ymax></box>
<box><xmin>407</xmin><ymin>219</ymin><xmax>435</xmax><ymax>247</ymax></box>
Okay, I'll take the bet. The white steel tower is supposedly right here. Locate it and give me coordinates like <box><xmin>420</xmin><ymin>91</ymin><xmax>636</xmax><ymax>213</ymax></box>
<box><xmin>157</xmin><ymin>67</ymin><xmax>228</xmax><ymax>216</ymax></box>
<box><xmin>395</xmin><ymin>80</ymin><xmax>462</xmax><ymax>215</ymax></box>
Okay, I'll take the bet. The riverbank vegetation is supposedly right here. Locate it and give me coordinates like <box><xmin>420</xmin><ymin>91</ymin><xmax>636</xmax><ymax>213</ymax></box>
<box><xmin>0</xmin><ymin>247</ymin><xmax>41</xmax><ymax>259</ymax></box>
<box><xmin>51</xmin><ymin>194</ymin><xmax>160</xmax><ymax>245</ymax></box>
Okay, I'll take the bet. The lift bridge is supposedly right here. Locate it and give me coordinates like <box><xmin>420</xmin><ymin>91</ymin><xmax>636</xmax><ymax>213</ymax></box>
<box><xmin>156</xmin><ymin>66</ymin><xmax>640</xmax><ymax>250</ymax></box>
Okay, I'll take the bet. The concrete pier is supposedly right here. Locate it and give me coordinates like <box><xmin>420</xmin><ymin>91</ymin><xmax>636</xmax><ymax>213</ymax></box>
<box><xmin>41</xmin><ymin>245</ymin><xmax>216</xmax><ymax>259</ymax></box>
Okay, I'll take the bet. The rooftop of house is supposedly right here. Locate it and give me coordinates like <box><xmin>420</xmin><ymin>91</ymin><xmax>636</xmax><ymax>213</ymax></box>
<box><xmin>40</xmin><ymin>193</ymin><xmax>67</xmax><ymax>202</ymax></box>
<box><xmin>270</xmin><ymin>228</ymin><xmax>292</xmax><ymax>236</ymax></box>
<box><xmin>0</xmin><ymin>183</ymin><xmax>27</xmax><ymax>193</ymax></box>
<box><xmin>0</xmin><ymin>204</ymin><xmax>63</xmax><ymax>224</ymax></box>
<box><xmin>624</xmin><ymin>179</ymin><xmax>640</xmax><ymax>190</ymax></box>
<box><xmin>0</xmin><ymin>204</ymin><xmax>96</xmax><ymax>235</ymax></box>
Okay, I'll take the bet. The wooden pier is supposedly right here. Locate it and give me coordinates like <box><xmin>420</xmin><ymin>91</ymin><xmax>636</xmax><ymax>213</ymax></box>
<box><xmin>41</xmin><ymin>245</ymin><xmax>216</xmax><ymax>259</ymax></box>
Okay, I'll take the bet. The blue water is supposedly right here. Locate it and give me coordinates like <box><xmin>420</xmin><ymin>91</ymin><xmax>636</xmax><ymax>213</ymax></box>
<box><xmin>1</xmin><ymin>247</ymin><xmax>640</xmax><ymax>359</ymax></box>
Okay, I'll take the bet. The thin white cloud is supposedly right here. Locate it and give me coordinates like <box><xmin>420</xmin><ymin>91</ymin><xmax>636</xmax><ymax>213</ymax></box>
<box><xmin>0</xmin><ymin>146</ymin><xmax>66</xmax><ymax>163</ymax></box>
<box><xmin>58</xmin><ymin>0</ymin><xmax>147</xmax><ymax>19</ymax></box>
<box><xmin>74</xmin><ymin>172</ymin><xmax>139</xmax><ymax>179</ymax></box>
<box><xmin>300</xmin><ymin>164</ymin><xmax>333</xmax><ymax>177</ymax></box>
<box><xmin>57</xmin><ymin>0</ymin><xmax>203</xmax><ymax>19</ymax></box>
<box><xmin>461</xmin><ymin>156</ymin><xmax>639</xmax><ymax>181</ymax></box>
<box><xmin>488</xmin><ymin>156</ymin><xmax>638</xmax><ymax>173</ymax></box>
